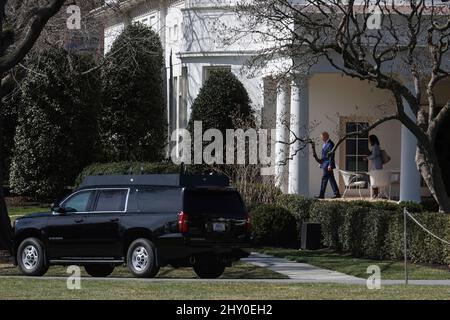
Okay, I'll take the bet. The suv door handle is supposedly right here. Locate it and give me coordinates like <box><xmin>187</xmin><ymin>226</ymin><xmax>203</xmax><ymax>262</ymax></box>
<box><xmin>110</xmin><ymin>218</ymin><xmax>120</xmax><ymax>222</ymax></box>
<box><xmin>74</xmin><ymin>218</ymin><xmax>84</xmax><ymax>223</ymax></box>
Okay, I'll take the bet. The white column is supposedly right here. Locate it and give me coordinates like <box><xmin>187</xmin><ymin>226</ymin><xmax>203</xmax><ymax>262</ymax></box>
<box><xmin>275</xmin><ymin>81</ymin><xmax>290</xmax><ymax>193</ymax></box>
<box><xmin>288</xmin><ymin>76</ymin><xmax>310</xmax><ymax>196</ymax></box>
<box><xmin>400</xmin><ymin>83</ymin><xmax>421</xmax><ymax>202</ymax></box>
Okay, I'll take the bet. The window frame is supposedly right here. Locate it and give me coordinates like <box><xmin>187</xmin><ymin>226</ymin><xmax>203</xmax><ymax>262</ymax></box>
<box><xmin>59</xmin><ymin>190</ymin><xmax>96</xmax><ymax>215</ymax></box>
<box><xmin>133</xmin><ymin>186</ymin><xmax>183</xmax><ymax>213</ymax></box>
<box><xmin>344</xmin><ymin>121</ymin><xmax>370</xmax><ymax>173</ymax></box>
<box><xmin>59</xmin><ymin>188</ymin><xmax>130</xmax><ymax>215</ymax></box>
<box><xmin>92</xmin><ymin>188</ymin><xmax>131</xmax><ymax>214</ymax></box>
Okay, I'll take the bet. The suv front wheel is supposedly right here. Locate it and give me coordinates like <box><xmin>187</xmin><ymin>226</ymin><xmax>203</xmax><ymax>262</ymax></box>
<box><xmin>17</xmin><ymin>237</ymin><xmax>49</xmax><ymax>277</ymax></box>
<box><xmin>127</xmin><ymin>239</ymin><xmax>159</xmax><ymax>278</ymax></box>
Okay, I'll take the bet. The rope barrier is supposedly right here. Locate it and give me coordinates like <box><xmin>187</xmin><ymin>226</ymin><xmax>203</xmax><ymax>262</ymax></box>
<box><xmin>403</xmin><ymin>207</ymin><xmax>450</xmax><ymax>285</ymax></box>
<box><xmin>404</xmin><ymin>209</ymin><xmax>450</xmax><ymax>245</ymax></box>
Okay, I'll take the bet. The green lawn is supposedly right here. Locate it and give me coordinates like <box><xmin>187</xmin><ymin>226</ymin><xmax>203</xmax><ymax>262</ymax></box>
<box><xmin>257</xmin><ymin>248</ymin><xmax>450</xmax><ymax>280</ymax></box>
<box><xmin>1</xmin><ymin>278</ymin><xmax>450</xmax><ymax>300</ymax></box>
<box><xmin>8</xmin><ymin>206</ymin><xmax>49</xmax><ymax>222</ymax></box>
<box><xmin>0</xmin><ymin>262</ymin><xmax>287</xmax><ymax>279</ymax></box>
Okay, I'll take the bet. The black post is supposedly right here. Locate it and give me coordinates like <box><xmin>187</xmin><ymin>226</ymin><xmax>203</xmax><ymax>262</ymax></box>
<box><xmin>404</xmin><ymin>207</ymin><xmax>408</xmax><ymax>285</ymax></box>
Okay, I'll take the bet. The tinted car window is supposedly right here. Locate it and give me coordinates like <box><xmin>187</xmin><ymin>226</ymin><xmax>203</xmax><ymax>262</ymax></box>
<box><xmin>62</xmin><ymin>191</ymin><xmax>93</xmax><ymax>212</ymax></box>
<box><xmin>95</xmin><ymin>189</ymin><xmax>128</xmax><ymax>212</ymax></box>
<box><xmin>184</xmin><ymin>190</ymin><xmax>245</xmax><ymax>216</ymax></box>
<box><xmin>135</xmin><ymin>187</ymin><xmax>182</xmax><ymax>213</ymax></box>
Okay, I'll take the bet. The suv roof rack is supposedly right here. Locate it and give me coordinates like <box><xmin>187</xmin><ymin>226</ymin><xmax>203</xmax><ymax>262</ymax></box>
<box><xmin>79</xmin><ymin>174</ymin><xmax>230</xmax><ymax>188</ymax></box>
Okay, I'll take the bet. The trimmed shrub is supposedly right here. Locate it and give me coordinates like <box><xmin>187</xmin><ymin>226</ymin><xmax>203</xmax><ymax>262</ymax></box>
<box><xmin>101</xmin><ymin>23</ymin><xmax>166</xmax><ymax>162</ymax></box>
<box><xmin>383</xmin><ymin>212</ymin><xmax>405</xmax><ymax>260</ymax></box>
<box><xmin>309</xmin><ymin>201</ymin><xmax>346</xmax><ymax>249</ymax></box>
<box><xmin>0</xmin><ymin>97</ymin><xmax>18</xmax><ymax>185</ymax></box>
<box><xmin>276</xmin><ymin>194</ymin><xmax>317</xmax><ymax>230</ymax></box>
<box><xmin>76</xmin><ymin>162</ymin><xmax>181</xmax><ymax>185</ymax></box>
<box><xmin>188</xmin><ymin>69</ymin><xmax>254</xmax><ymax>135</ymax></box>
<box><xmin>292</xmin><ymin>199</ymin><xmax>450</xmax><ymax>265</ymax></box>
<box><xmin>398</xmin><ymin>201</ymin><xmax>424</xmax><ymax>213</ymax></box>
<box><xmin>361</xmin><ymin>209</ymin><xmax>391</xmax><ymax>259</ymax></box>
<box><xmin>407</xmin><ymin>212</ymin><xmax>450</xmax><ymax>264</ymax></box>
<box><xmin>250</xmin><ymin>204</ymin><xmax>298</xmax><ymax>247</ymax></box>
<box><xmin>10</xmin><ymin>48</ymin><xmax>100</xmax><ymax>199</ymax></box>
<box><xmin>339</xmin><ymin>206</ymin><xmax>368</xmax><ymax>257</ymax></box>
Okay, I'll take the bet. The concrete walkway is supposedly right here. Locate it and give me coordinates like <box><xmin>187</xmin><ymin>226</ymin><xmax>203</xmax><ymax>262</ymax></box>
<box><xmin>242</xmin><ymin>253</ymin><xmax>364</xmax><ymax>284</ymax></box>
<box><xmin>243</xmin><ymin>253</ymin><xmax>450</xmax><ymax>286</ymax></box>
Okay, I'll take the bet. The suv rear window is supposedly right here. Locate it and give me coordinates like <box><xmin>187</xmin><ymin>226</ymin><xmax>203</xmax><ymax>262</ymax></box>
<box><xmin>135</xmin><ymin>187</ymin><xmax>182</xmax><ymax>213</ymax></box>
<box><xmin>184</xmin><ymin>190</ymin><xmax>245</xmax><ymax>216</ymax></box>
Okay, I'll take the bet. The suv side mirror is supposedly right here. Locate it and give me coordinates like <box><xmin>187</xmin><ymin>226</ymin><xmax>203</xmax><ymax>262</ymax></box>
<box><xmin>51</xmin><ymin>206</ymin><xmax>66</xmax><ymax>215</ymax></box>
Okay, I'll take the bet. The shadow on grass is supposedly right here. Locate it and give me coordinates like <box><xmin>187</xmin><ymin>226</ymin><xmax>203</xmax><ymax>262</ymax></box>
<box><xmin>0</xmin><ymin>262</ymin><xmax>288</xmax><ymax>280</ymax></box>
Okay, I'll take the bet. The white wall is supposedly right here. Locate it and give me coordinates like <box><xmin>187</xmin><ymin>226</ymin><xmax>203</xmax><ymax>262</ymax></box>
<box><xmin>104</xmin><ymin>23</ymin><xmax>125</xmax><ymax>54</ymax></box>
<box><xmin>180</xmin><ymin>1</ymin><xmax>269</xmax><ymax>121</ymax></box>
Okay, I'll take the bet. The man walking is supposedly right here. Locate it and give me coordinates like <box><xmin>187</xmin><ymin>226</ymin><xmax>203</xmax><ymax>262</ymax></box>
<box><xmin>316</xmin><ymin>132</ymin><xmax>341</xmax><ymax>199</ymax></box>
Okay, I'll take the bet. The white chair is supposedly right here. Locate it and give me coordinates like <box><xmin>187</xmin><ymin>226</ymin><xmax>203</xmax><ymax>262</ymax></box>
<box><xmin>368</xmin><ymin>170</ymin><xmax>391</xmax><ymax>199</ymax></box>
<box><xmin>339</xmin><ymin>170</ymin><xmax>367</xmax><ymax>199</ymax></box>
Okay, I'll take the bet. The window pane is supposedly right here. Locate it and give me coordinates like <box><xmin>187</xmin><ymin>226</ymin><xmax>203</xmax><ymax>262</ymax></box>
<box><xmin>346</xmin><ymin>156</ymin><xmax>357</xmax><ymax>172</ymax></box>
<box><xmin>345</xmin><ymin>122</ymin><xmax>370</xmax><ymax>173</ymax></box>
<box><xmin>346</xmin><ymin>140</ymin><xmax>357</xmax><ymax>155</ymax></box>
<box><xmin>357</xmin><ymin>156</ymin><xmax>369</xmax><ymax>172</ymax></box>
<box><xmin>95</xmin><ymin>190</ymin><xmax>128</xmax><ymax>212</ymax></box>
<box><xmin>346</xmin><ymin>122</ymin><xmax>356</xmax><ymax>133</ymax></box>
<box><xmin>63</xmin><ymin>191</ymin><xmax>92</xmax><ymax>212</ymax></box>
<box><xmin>356</xmin><ymin>123</ymin><xmax>369</xmax><ymax>138</ymax></box>
<box><xmin>358</xmin><ymin>139</ymin><xmax>369</xmax><ymax>155</ymax></box>
<box><xmin>136</xmin><ymin>188</ymin><xmax>182</xmax><ymax>213</ymax></box>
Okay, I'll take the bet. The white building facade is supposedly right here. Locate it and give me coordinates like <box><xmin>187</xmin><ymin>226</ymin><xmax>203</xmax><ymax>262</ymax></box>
<box><xmin>94</xmin><ymin>0</ymin><xmax>450</xmax><ymax>201</ymax></box>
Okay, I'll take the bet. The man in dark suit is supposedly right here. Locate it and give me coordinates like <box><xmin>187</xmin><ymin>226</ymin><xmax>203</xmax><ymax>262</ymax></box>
<box><xmin>316</xmin><ymin>132</ymin><xmax>341</xmax><ymax>199</ymax></box>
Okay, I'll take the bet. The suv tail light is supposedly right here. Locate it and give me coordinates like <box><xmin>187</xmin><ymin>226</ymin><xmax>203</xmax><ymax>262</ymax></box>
<box><xmin>178</xmin><ymin>211</ymin><xmax>189</xmax><ymax>233</ymax></box>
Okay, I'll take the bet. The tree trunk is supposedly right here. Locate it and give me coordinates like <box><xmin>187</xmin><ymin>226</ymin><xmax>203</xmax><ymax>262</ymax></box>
<box><xmin>0</xmin><ymin>74</ymin><xmax>12</xmax><ymax>253</ymax></box>
<box><xmin>0</xmin><ymin>156</ymin><xmax>12</xmax><ymax>253</ymax></box>
<box><xmin>416</xmin><ymin>147</ymin><xmax>450</xmax><ymax>213</ymax></box>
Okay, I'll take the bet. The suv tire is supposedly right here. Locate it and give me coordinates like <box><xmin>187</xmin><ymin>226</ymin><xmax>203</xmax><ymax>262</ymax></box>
<box><xmin>127</xmin><ymin>238</ymin><xmax>159</xmax><ymax>278</ymax></box>
<box><xmin>17</xmin><ymin>237</ymin><xmax>49</xmax><ymax>277</ymax></box>
<box><xmin>193</xmin><ymin>261</ymin><xmax>225</xmax><ymax>279</ymax></box>
<box><xmin>84</xmin><ymin>264</ymin><xmax>115</xmax><ymax>277</ymax></box>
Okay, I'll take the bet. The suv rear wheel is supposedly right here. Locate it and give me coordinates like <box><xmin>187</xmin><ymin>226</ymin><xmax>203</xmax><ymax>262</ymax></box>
<box><xmin>193</xmin><ymin>260</ymin><xmax>225</xmax><ymax>279</ymax></box>
<box><xmin>17</xmin><ymin>237</ymin><xmax>49</xmax><ymax>277</ymax></box>
<box><xmin>127</xmin><ymin>239</ymin><xmax>159</xmax><ymax>278</ymax></box>
<box><xmin>84</xmin><ymin>264</ymin><xmax>115</xmax><ymax>277</ymax></box>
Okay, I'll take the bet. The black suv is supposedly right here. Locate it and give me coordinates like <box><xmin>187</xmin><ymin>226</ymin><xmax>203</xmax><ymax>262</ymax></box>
<box><xmin>12</xmin><ymin>174</ymin><xmax>251</xmax><ymax>278</ymax></box>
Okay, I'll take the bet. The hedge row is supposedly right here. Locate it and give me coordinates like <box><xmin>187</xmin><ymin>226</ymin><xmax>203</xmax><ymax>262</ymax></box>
<box><xmin>76</xmin><ymin>162</ymin><xmax>181</xmax><ymax>185</ymax></box>
<box><xmin>308</xmin><ymin>201</ymin><xmax>450</xmax><ymax>264</ymax></box>
<box><xmin>251</xmin><ymin>196</ymin><xmax>450</xmax><ymax>265</ymax></box>
<box><xmin>250</xmin><ymin>204</ymin><xmax>298</xmax><ymax>247</ymax></box>
<box><xmin>76</xmin><ymin>162</ymin><xmax>219</xmax><ymax>185</ymax></box>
